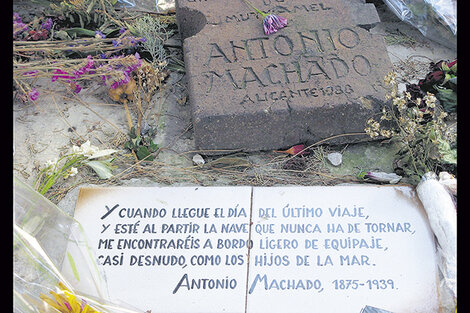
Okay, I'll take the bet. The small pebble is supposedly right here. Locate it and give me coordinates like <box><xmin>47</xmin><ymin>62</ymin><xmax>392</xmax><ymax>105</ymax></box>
<box><xmin>327</xmin><ymin>152</ymin><xmax>342</xmax><ymax>166</ymax></box>
<box><xmin>192</xmin><ymin>154</ymin><xmax>205</xmax><ymax>166</ymax></box>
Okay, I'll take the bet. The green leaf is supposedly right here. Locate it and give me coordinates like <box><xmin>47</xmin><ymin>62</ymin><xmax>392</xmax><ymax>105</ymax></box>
<box><xmin>53</xmin><ymin>30</ymin><xmax>72</xmax><ymax>40</ymax></box>
<box><xmin>87</xmin><ymin>0</ymin><xmax>95</xmax><ymax>14</ymax></box>
<box><xmin>438</xmin><ymin>139</ymin><xmax>457</xmax><ymax>164</ymax></box>
<box><xmin>124</xmin><ymin>141</ymin><xmax>133</xmax><ymax>150</ymax></box>
<box><xmin>450</xmin><ymin>62</ymin><xmax>457</xmax><ymax>74</ymax></box>
<box><xmin>136</xmin><ymin>146</ymin><xmax>154</xmax><ymax>161</ymax></box>
<box><xmin>131</xmin><ymin>136</ymin><xmax>141</xmax><ymax>147</ymax></box>
<box><xmin>65</xmin><ymin>27</ymin><xmax>96</xmax><ymax>37</ymax></box>
<box><xmin>128</xmin><ymin>126</ymin><xmax>137</xmax><ymax>139</ymax></box>
<box><xmin>149</xmin><ymin>140</ymin><xmax>158</xmax><ymax>152</ymax></box>
<box><xmin>85</xmin><ymin>160</ymin><xmax>115</xmax><ymax>179</ymax></box>
<box><xmin>435</xmin><ymin>86</ymin><xmax>457</xmax><ymax>112</ymax></box>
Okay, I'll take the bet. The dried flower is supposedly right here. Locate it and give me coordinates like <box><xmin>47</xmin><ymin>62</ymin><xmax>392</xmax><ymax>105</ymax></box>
<box><xmin>423</xmin><ymin>92</ymin><xmax>437</xmax><ymax>108</ymax></box>
<box><xmin>277</xmin><ymin>144</ymin><xmax>309</xmax><ymax>155</ymax></box>
<box><xmin>242</xmin><ymin>0</ymin><xmax>288</xmax><ymax>35</ymax></box>
<box><xmin>94</xmin><ymin>30</ymin><xmax>106</xmax><ymax>39</ymax></box>
<box><xmin>40</xmin><ymin>18</ymin><xmax>53</xmax><ymax>31</ymax></box>
<box><xmin>13</xmin><ymin>13</ymin><xmax>28</xmax><ymax>37</ymax></box>
<box><xmin>360</xmin><ymin>171</ymin><xmax>402</xmax><ymax>184</ymax></box>
<box><xmin>73</xmin><ymin>83</ymin><xmax>82</xmax><ymax>93</ymax></box>
<box><xmin>365</xmin><ymin>72</ymin><xmax>457</xmax><ymax>184</ymax></box>
<box><xmin>28</xmin><ymin>88</ymin><xmax>40</xmax><ymax>101</ymax></box>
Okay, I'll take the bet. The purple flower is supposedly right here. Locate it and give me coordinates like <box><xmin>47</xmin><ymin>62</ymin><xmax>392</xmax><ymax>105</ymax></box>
<box><xmin>95</xmin><ymin>30</ymin><xmax>106</xmax><ymax>39</ymax></box>
<box><xmin>13</xmin><ymin>13</ymin><xmax>28</xmax><ymax>37</ymax></box>
<box><xmin>73</xmin><ymin>84</ymin><xmax>82</xmax><ymax>93</ymax></box>
<box><xmin>112</xmin><ymin>39</ymin><xmax>120</xmax><ymax>47</ymax></box>
<box><xmin>242</xmin><ymin>1</ymin><xmax>287</xmax><ymax>35</ymax></box>
<box><xmin>13</xmin><ymin>13</ymin><xmax>22</xmax><ymax>23</ymax></box>
<box><xmin>28</xmin><ymin>88</ymin><xmax>40</xmax><ymax>101</ymax></box>
<box><xmin>119</xmin><ymin>27</ymin><xmax>126</xmax><ymax>34</ymax></box>
<box><xmin>40</xmin><ymin>18</ymin><xmax>53</xmax><ymax>31</ymax></box>
<box><xmin>263</xmin><ymin>14</ymin><xmax>288</xmax><ymax>35</ymax></box>
<box><xmin>52</xmin><ymin>69</ymin><xmax>73</xmax><ymax>82</ymax></box>
<box><xmin>22</xmin><ymin>70</ymin><xmax>38</xmax><ymax>77</ymax></box>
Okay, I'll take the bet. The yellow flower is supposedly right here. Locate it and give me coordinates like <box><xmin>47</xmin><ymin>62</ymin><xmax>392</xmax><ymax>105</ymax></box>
<box><xmin>39</xmin><ymin>282</ymin><xmax>101</xmax><ymax>313</ymax></box>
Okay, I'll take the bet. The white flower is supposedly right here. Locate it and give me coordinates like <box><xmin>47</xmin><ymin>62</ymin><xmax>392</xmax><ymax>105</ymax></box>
<box><xmin>63</xmin><ymin>167</ymin><xmax>78</xmax><ymax>179</ymax></box>
<box><xmin>44</xmin><ymin>158</ymin><xmax>58</xmax><ymax>168</ymax></box>
<box><xmin>72</xmin><ymin>140</ymin><xmax>117</xmax><ymax>159</ymax></box>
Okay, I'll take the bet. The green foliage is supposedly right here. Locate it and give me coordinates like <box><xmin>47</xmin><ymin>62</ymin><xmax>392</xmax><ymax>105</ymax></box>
<box><xmin>124</xmin><ymin>126</ymin><xmax>158</xmax><ymax>161</ymax></box>
<box><xmin>127</xmin><ymin>15</ymin><xmax>173</xmax><ymax>65</ymax></box>
<box><xmin>435</xmin><ymin>61</ymin><xmax>457</xmax><ymax>113</ymax></box>
<box><xmin>49</xmin><ymin>0</ymin><xmax>122</xmax><ymax>34</ymax></box>
<box><xmin>34</xmin><ymin>153</ymin><xmax>86</xmax><ymax>196</ymax></box>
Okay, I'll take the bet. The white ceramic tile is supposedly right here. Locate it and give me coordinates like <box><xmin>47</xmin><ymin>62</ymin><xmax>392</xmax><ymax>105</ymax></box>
<box><xmin>246</xmin><ymin>186</ymin><xmax>439</xmax><ymax>313</ymax></box>
<box><xmin>62</xmin><ymin>186</ymin><xmax>252</xmax><ymax>313</ymax></box>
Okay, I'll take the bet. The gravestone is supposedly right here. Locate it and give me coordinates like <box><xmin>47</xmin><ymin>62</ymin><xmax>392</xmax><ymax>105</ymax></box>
<box><xmin>62</xmin><ymin>186</ymin><xmax>440</xmax><ymax>313</ymax></box>
<box><xmin>175</xmin><ymin>0</ymin><xmax>394</xmax><ymax>152</ymax></box>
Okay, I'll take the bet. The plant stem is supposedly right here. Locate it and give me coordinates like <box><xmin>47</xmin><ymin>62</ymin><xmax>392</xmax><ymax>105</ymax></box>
<box><xmin>242</xmin><ymin>0</ymin><xmax>268</xmax><ymax>17</ymax></box>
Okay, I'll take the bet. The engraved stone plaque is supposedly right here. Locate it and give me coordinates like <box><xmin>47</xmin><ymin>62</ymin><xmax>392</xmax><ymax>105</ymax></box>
<box><xmin>176</xmin><ymin>0</ymin><xmax>393</xmax><ymax>152</ymax></box>
<box><xmin>62</xmin><ymin>186</ymin><xmax>440</xmax><ymax>313</ymax></box>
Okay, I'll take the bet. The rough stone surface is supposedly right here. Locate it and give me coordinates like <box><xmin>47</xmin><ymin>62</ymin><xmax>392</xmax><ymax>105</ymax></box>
<box><xmin>176</xmin><ymin>0</ymin><xmax>393</xmax><ymax>153</ymax></box>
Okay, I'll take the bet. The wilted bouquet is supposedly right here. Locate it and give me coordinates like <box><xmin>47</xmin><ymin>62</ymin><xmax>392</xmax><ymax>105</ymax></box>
<box><xmin>34</xmin><ymin>140</ymin><xmax>118</xmax><ymax>197</ymax></box>
<box><xmin>365</xmin><ymin>72</ymin><xmax>456</xmax><ymax>184</ymax></box>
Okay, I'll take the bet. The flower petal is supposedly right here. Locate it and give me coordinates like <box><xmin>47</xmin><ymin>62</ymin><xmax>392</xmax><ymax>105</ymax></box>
<box><xmin>263</xmin><ymin>14</ymin><xmax>288</xmax><ymax>35</ymax></box>
<box><xmin>277</xmin><ymin>144</ymin><xmax>308</xmax><ymax>155</ymax></box>
<box><xmin>366</xmin><ymin>171</ymin><xmax>402</xmax><ymax>184</ymax></box>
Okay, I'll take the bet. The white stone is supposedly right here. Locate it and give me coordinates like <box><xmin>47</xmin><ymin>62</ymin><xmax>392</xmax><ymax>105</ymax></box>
<box><xmin>192</xmin><ymin>153</ymin><xmax>205</xmax><ymax>166</ymax></box>
<box><xmin>63</xmin><ymin>186</ymin><xmax>440</xmax><ymax>313</ymax></box>
<box><xmin>327</xmin><ymin>152</ymin><xmax>342</xmax><ymax>166</ymax></box>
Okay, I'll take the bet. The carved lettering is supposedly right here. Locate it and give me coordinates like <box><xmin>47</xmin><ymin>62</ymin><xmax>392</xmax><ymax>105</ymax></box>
<box><xmin>230</xmin><ymin>40</ymin><xmax>245</xmax><ymax>63</ymax></box>
<box><xmin>338</xmin><ymin>27</ymin><xmax>360</xmax><ymax>49</ymax></box>
<box><xmin>328</xmin><ymin>54</ymin><xmax>349</xmax><ymax>79</ymax></box>
<box><xmin>242</xmin><ymin>67</ymin><xmax>268</xmax><ymax>88</ymax></box>
<box><xmin>273</xmin><ymin>35</ymin><xmax>294</xmax><ymax>56</ymax></box>
<box><xmin>280</xmin><ymin>61</ymin><xmax>302</xmax><ymax>84</ymax></box>
<box><xmin>321</xmin><ymin>29</ymin><xmax>337</xmax><ymax>51</ymax></box>
<box><xmin>243</xmin><ymin>37</ymin><xmax>270</xmax><ymax>61</ymax></box>
<box><xmin>204</xmin><ymin>28</ymin><xmax>364</xmax><ymax>67</ymax></box>
<box><xmin>304</xmin><ymin>60</ymin><xmax>331</xmax><ymax>81</ymax></box>
<box><xmin>263</xmin><ymin>0</ymin><xmax>285</xmax><ymax>5</ymax></box>
<box><xmin>298</xmin><ymin>30</ymin><xmax>324</xmax><ymax>54</ymax></box>
<box><xmin>206</xmin><ymin>43</ymin><xmax>232</xmax><ymax>66</ymax></box>
<box><xmin>203</xmin><ymin>71</ymin><xmax>224</xmax><ymax>93</ymax></box>
<box><xmin>239</xmin><ymin>84</ymin><xmax>355</xmax><ymax>105</ymax></box>
<box><xmin>264</xmin><ymin>64</ymin><xmax>282</xmax><ymax>85</ymax></box>
<box><xmin>352</xmin><ymin>55</ymin><xmax>371</xmax><ymax>76</ymax></box>
<box><xmin>204</xmin><ymin>55</ymin><xmax>371</xmax><ymax>93</ymax></box>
